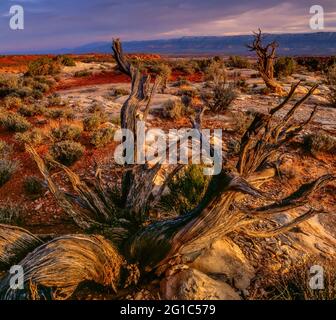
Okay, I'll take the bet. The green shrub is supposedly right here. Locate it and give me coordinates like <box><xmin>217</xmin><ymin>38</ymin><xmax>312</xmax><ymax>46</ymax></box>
<box><xmin>33</xmin><ymin>82</ymin><xmax>50</xmax><ymax>93</ymax></box>
<box><xmin>194</xmin><ymin>58</ymin><xmax>213</xmax><ymax>73</ymax></box>
<box><xmin>254</xmin><ymin>259</ymin><xmax>336</xmax><ymax>300</ymax></box>
<box><xmin>23</xmin><ymin>176</ymin><xmax>44</xmax><ymax>198</ymax></box>
<box><xmin>227</xmin><ymin>56</ymin><xmax>251</xmax><ymax>69</ymax></box>
<box><xmin>88</xmin><ymin>104</ymin><xmax>104</xmax><ymax>114</ymax></box>
<box><xmin>162</xmin><ymin>99</ymin><xmax>187</xmax><ymax>120</ymax></box>
<box><xmin>50</xmin><ymin>140</ymin><xmax>85</xmax><ymax>165</ymax></box>
<box><xmin>159</xmin><ymin>165</ymin><xmax>209</xmax><ymax>215</ymax></box>
<box><xmin>0</xmin><ymin>159</ymin><xmax>18</xmax><ymax>187</ymax></box>
<box><xmin>303</xmin><ymin>132</ymin><xmax>336</xmax><ymax>155</ymax></box>
<box><xmin>2</xmin><ymin>96</ymin><xmax>22</xmax><ymax>109</ymax></box>
<box><xmin>90</xmin><ymin>127</ymin><xmax>115</xmax><ymax>147</ymax></box>
<box><xmin>18</xmin><ymin>105</ymin><xmax>38</xmax><ymax>117</ymax></box>
<box><xmin>0</xmin><ymin>74</ymin><xmax>19</xmax><ymax>89</ymax></box>
<box><xmin>83</xmin><ymin>114</ymin><xmax>104</xmax><ymax>131</ymax></box>
<box><xmin>205</xmin><ymin>60</ymin><xmax>226</xmax><ymax>82</ymax></box>
<box><xmin>0</xmin><ymin>202</ymin><xmax>23</xmax><ymax>225</ymax></box>
<box><xmin>202</xmin><ymin>81</ymin><xmax>237</xmax><ymax>113</ymax></box>
<box><xmin>0</xmin><ymin>113</ymin><xmax>31</xmax><ymax>132</ymax></box>
<box><xmin>295</xmin><ymin>57</ymin><xmax>336</xmax><ymax>72</ymax></box>
<box><xmin>172</xmin><ymin>60</ymin><xmax>196</xmax><ymax>75</ymax></box>
<box><xmin>157</xmin><ymin>64</ymin><xmax>172</xmax><ymax>89</ymax></box>
<box><xmin>15</xmin><ymin>129</ymin><xmax>44</xmax><ymax>147</ymax></box>
<box><xmin>275</xmin><ymin>57</ymin><xmax>296</xmax><ymax>78</ymax></box>
<box><xmin>56</xmin><ymin>55</ymin><xmax>76</xmax><ymax>67</ymax></box>
<box><xmin>46</xmin><ymin>108</ymin><xmax>65</xmax><ymax>119</ymax></box>
<box><xmin>51</xmin><ymin>124</ymin><xmax>82</xmax><ymax>142</ymax></box>
<box><xmin>74</xmin><ymin>70</ymin><xmax>92</xmax><ymax>77</ymax></box>
<box><xmin>26</xmin><ymin>57</ymin><xmax>62</xmax><ymax>76</ymax></box>
<box><xmin>47</xmin><ymin>94</ymin><xmax>62</xmax><ymax>107</ymax></box>
<box><xmin>0</xmin><ymin>141</ymin><xmax>12</xmax><ymax>157</ymax></box>
<box><xmin>64</xmin><ymin>109</ymin><xmax>76</xmax><ymax>120</ymax></box>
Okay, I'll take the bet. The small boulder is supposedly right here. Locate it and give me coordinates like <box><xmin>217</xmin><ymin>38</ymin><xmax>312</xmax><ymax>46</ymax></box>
<box><xmin>160</xmin><ymin>267</ymin><xmax>240</xmax><ymax>300</ymax></box>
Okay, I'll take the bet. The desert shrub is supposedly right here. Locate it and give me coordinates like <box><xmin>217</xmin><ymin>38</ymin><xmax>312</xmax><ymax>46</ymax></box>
<box><xmin>0</xmin><ymin>141</ymin><xmax>12</xmax><ymax>157</ymax></box>
<box><xmin>50</xmin><ymin>140</ymin><xmax>85</xmax><ymax>166</ymax></box>
<box><xmin>0</xmin><ymin>159</ymin><xmax>18</xmax><ymax>187</ymax></box>
<box><xmin>88</xmin><ymin>104</ymin><xmax>104</xmax><ymax>115</ymax></box>
<box><xmin>205</xmin><ymin>60</ymin><xmax>226</xmax><ymax>82</ymax></box>
<box><xmin>83</xmin><ymin>114</ymin><xmax>105</xmax><ymax>131</ymax></box>
<box><xmin>18</xmin><ymin>105</ymin><xmax>38</xmax><ymax>117</ymax></box>
<box><xmin>32</xmin><ymin>103</ymin><xmax>47</xmax><ymax>116</ymax></box>
<box><xmin>47</xmin><ymin>94</ymin><xmax>66</xmax><ymax>107</ymax></box>
<box><xmin>326</xmin><ymin>65</ymin><xmax>336</xmax><ymax>107</ymax></box>
<box><xmin>0</xmin><ymin>74</ymin><xmax>19</xmax><ymax>89</ymax></box>
<box><xmin>157</xmin><ymin>64</ymin><xmax>172</xmax><ymax>89</ymax></box>
<box><xmin>51</xmin><ymin>124</ymin><xmax>82</xmax><ymax>142</ymax></box>
<box><xmin>203</xmin><ymin>81</ymin><xmax>237</xmax><ymax>113</ymax></box>
<box><xmin>64</xmin><ymin>109</ymin><xmax>76</xmax><ymax>120</ymax></box>
<box><xmin>33</xmin><ymin>82</ymin><xmax>50</xmax><ymax>93</ymax></box>
<box><xmin>109</xmin><ymin>115</ymin><xmax>121</xmax><ymax>127</ymax></box>
<box><xmin>303</xmin><ymin>132</ymin><xmax>336</xmax><ymax>155</ymax></box>
<box><xmin>90</xmin><ymin>127</ymin><xmax>115</xmax><ymax>147</ymax></box>
<box><xmin>23</xmin><ymin>176</ymin><xmax>44</xmax><ymax>198</ymax></box>
<box><xmin>56</xmin><ymin>55</ymin><xmax>76</xmax><ymax>67</ymax></box>
<box><xmin>0</xmin><ymin>202</ymin><xmax>23</xmax><ymax>225</ymax></box>
<box><xmin>172</xmin><ymin>60</ymin><xmax>196</xmax><ymax>75</ymax></box>
<box><xmin>162</xmin><ymin>99</ymin><xmax>187</xmax><ymax>120</ymax></box>
<box><xmin>0</xmin><ymin>113</ymin><xmax>31</xmax><ymax>132</ymax></box>
<box><xmin>194</xmin><ymin>58</ymin><xmax>213</xmax><ymax>73</ymax></box>
<box><xmin>2</xmin><ymin>96</ymin><xmax>22</xmax><ymax>109</ymax></box>
<box><xmin>254</xmin><ymin>259</ymin><xmax>336</xmax><ymax>300</ymax></box>
<box><xmin>46</xmin><ymin>109</ymin><xmax>65</xmax><ymax>119</ymax></box>
<box><xmin>227</xmin><ymin>56</ymin><xmax>251</xmax><ymax>69</ymax></box>
<box><xmin>26</xmin><ymin>57</ymin><xmax>62</xmax><ymax>76</ymax></box>
<box><xmin>111</xmin><ymin>88</ymin><xmax>130</xmax><ymax>97</ymax></box>
<box><xmin>275</xmin><ymin>57</ymin><xmax>296</xmax><ymax>78</ymax></box>
<box><xmin>74</xmin><ymin>70</ymin><xmax>92</xmax><ymax>77</ymax></box>
<box><xmin>159</xmin><ymin>165</ymin><xmax>209</xmax><ymax>215</ymax></box>
<box><xmin>31</xmin><ymin>89</ymin><xmax>44</xmax><ymax>99</ymax></box>
<box><xmin>15</xmin><ymin>129</ymin><xmax>44</xmax><ymax>147</ymax></box>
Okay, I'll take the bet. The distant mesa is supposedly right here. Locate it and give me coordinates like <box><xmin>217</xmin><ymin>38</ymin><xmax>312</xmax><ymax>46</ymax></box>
<box><xmin>2</xmin><ymin>32</ymin><xmax>336</xmax><ymax>56</ymax></box>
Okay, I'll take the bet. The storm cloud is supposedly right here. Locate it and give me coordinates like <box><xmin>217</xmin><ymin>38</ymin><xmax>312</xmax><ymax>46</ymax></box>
<box><xmin>0</xmin><ymin>0</ymin><xmax>335</xmax><ymax>52</ymax></box>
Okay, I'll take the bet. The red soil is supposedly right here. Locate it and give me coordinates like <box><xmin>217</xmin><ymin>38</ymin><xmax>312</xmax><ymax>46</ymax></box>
<box><xmin>55</xmin><ymin>71</ymin><xmax>131</xmax><ymax>90</ymax></box>
<box><xmin>55</xmin><ymin>70</ymin><xmax>204</xmax><ymax>91</ymax></box>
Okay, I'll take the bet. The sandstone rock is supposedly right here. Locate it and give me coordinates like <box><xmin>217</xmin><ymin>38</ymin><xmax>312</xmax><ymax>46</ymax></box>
<box><xmin>160</xmin><ymin>267</ymin><xmax>240</xmax><ymax>300</ymax></box>
<box><xmin>190</xmin><ymin>238</ymin><xmax>255</xmax><ymax>290</ymax></box>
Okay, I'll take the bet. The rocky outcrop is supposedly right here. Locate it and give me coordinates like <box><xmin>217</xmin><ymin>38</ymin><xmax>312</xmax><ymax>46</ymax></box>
<box><xmin>191</xmin><ymin>238</ymin><xmax>255</xmax><ymax>291</ymax></box>
<box><xmin>160</xmin><ymin>267</ymin><xmax>240</xmax><ymax>300</ymax></box>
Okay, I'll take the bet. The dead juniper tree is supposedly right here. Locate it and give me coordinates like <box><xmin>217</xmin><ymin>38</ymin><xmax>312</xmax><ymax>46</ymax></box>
<box><xmin>248</xmin><ymin>29</ymin><xmax>283</xmax><ymax>94</ymax></box>
<box><xmin>0</xmin><ymin>39</ymin><xmax>334</xmax><ymax>300</ymax></box>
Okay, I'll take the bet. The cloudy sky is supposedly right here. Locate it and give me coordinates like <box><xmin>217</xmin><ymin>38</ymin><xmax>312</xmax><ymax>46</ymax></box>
<box><xmin>0</xmin><ymin>0</ymin><xmax>336</xmax><ymax>52</ymax></box>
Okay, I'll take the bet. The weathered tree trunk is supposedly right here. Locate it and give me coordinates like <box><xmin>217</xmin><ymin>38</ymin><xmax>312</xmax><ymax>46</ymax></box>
<box><xmin>0</xmin><ymin>39</ymin><xmax>334</xmax><ymax>300</ymax></box>
<box><xmin>248</xmin><ymin>29</ymin><xmax>283</xmax><ymax>94</ymax></box>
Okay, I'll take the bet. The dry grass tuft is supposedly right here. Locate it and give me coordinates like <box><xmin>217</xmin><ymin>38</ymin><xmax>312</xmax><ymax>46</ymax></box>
<box><xmin>0</xmin><ymin>224</ymin><xmax>42</xmax><ymax>270</ymax></box>
<box><xmin>0</xmin><ymin>234</ymin><xmax>125</xmax><ymax>300</ymax></box>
